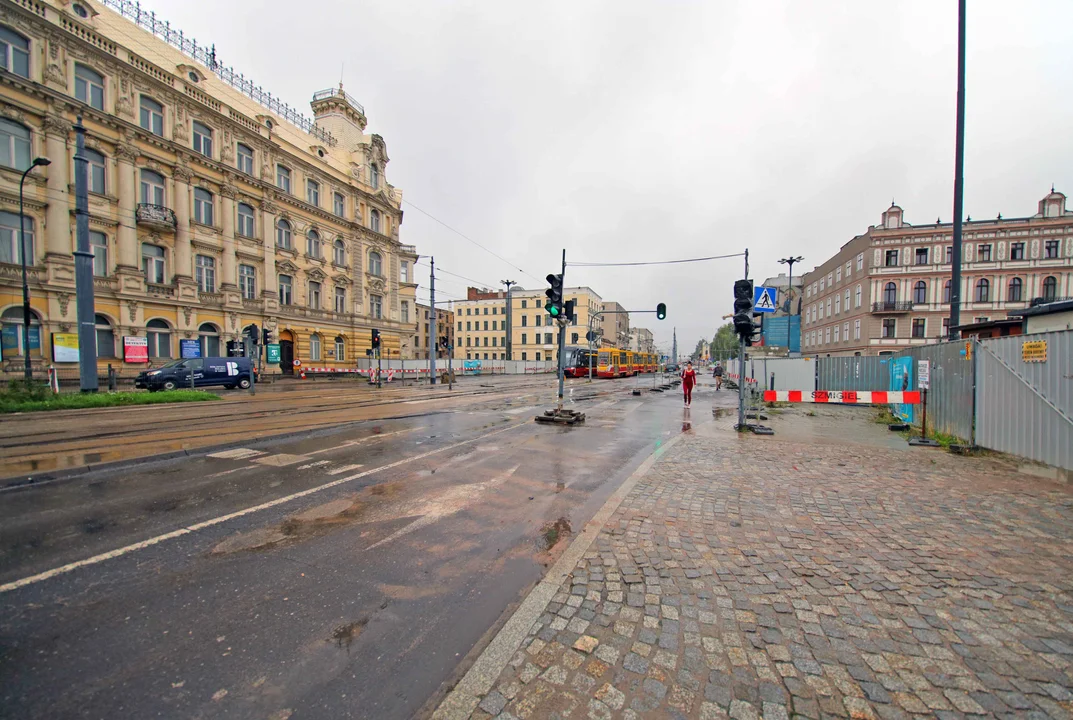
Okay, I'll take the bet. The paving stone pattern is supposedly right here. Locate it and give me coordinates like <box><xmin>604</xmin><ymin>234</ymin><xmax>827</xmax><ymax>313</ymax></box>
<box><xmin>469</xmin><ymin>421</ymin><xmax>1073</xmax><ymax>719</ymax></box>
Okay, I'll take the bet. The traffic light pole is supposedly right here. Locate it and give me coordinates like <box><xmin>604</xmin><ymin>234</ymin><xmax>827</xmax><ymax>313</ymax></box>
<box><xmin>429</xmin><ymin>256</ymin><xmax>437</xmax><ymax>385</ymax></box>
<box><xmin>556</xmin><ymin>249</ymin><xmax>567</xmax><ymax>410</ymax></box>
<box><xmin>738</xmin><ymin>249</ymin><xmax>749</xmax><ymax>431</ymax></box>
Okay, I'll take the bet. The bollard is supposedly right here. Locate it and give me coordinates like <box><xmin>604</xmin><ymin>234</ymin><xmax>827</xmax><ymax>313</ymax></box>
<box><xmin>108</xmin><ymin>364</ymin><xmax>117</xmax><ymax>391</ymax></box>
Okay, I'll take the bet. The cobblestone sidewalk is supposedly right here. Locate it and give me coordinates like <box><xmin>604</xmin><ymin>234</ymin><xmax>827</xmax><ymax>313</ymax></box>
<box><xmin>459</xmin><ymin>413</ymin><xmax>1073</xmax><ymax>719</ymax></box>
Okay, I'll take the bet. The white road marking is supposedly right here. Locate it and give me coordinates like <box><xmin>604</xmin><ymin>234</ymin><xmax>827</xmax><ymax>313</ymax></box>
<box><xmin>207</xmin><ymin>448</ymin><xmax>266</xmax><ymax>460</ymax></box>
<box><xmin>304</xmin><ymin>426</ymin><xmax>426</xmax><ymax>456</ymax></box>
<box><xmin>296</xmin><ymin>460</ymin><xmax>332</xmax><ymax>470</ymax></box>
<box><xmin>0</xmin><ymin>421</ymin><xmax>529</xmax><ymax>594</ymax></box>
<box><xmin>624</xmin><ymin>402</ymin><xmax>645</xmax><ymax>415</ymax></box>
<box><xmin>505</xmin><ymin>406</ymin><xmax>536</xmax><ymax>415</ymax></box>
<box><xmin>251</xmin><ymin>453</ymin><xmax>308</xmax><ymax>467</ymax></box>
<box><xmin>206</xmin><ymin>467</ymin><xmax>248</xmax><ymax>479</ymax></box>
<box><xmin>327</xmin><ymin>464</ymin><xmax>363</xmax><ymax>475</ymax></box>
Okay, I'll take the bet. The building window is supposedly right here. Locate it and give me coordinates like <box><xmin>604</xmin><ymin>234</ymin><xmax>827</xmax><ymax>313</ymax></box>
<box><xmin>1010</xmin><ymin>242</ymin><xmax>1024</xmax><ymax>260</ymax></box>
<box><xmin>978</xmin><ymin>244</ymin><xmax>991</xmax><ymax>262</ymax></box>
<box><xmin>826</xmin><ymin>298</ymin><xmax>832</xmax><ymax>316</ymax></box>
<box><xmin>834</xmin><ymin>325</ymin><xmax>840</xmax><ymax>342</ymax></box>
<box><xmin>335</xmin><ymin>336</ymin><xmax>345</xmax><ymax>361</ymax></box>
<box><xmin>883</xmin><ymin>282</ymin><xmax>897</xmax><ymax>304</ymax></box>
<box><xmin>370</xmin><ymin>209</ymin><xmax>381</xmax><ymax>233</ymax></box>
<box><xmin>853</xmin><ymin>319</ymin><xmax>861</xmax><ymax>340</ymax></box>
<box><xmin>0</xmin><ymin>26</ymin><xmax>30</xmax><ymax>78</ymax></box>
<box><xmin>370</xmin><ymin>294</ymin><xmax>383</xmax><ymax>319</ymax></box>
<box><xmin>239</xmin><ymin>264</ymin><xmax>256</xmax><ymax>300</ymax></box>
<box><xmin>142</xmin><ymin>243</ymin><xmax>165</xmax><ymax>284</ymax></box>
<box><xmin>535</xmin><ymin>315</ymin><xmax>542</xmax><ymax>326</ymax></box>
<box><xmin>401</xmin><ymin>301</ymin><xmax>409</xmax><ymax>323</ymax></box>
<box><xmin>1007</xmin><ymin>277</ymin><xmax>1023</xmax><ymax>302</ymax></box>
<box><xmin>483</xmin><ymin>320</ymin><xmax>489</xmax><ymax>331</ymax></box>
<box><xmin>368</xmin><ymin>251</ymin><xmax>382</xmax><ymax>276</ymax></box>
<box><xmin>913</xmin><ymin>280</ymin><xmax>926</xmax><ymax>304</ymax></box>
<box><xmin>521</xmin><ymin>352</ymin><xmax>527</xmax><ymax>361</ymax></box>
<box><xmin>75</xmin><ymin>64</ymin><xmax>105</xmax><ymax>110</ymax></box>
<box><xmin>309</xmin><ymin>333</ymin><xmax>322</xmax><ymax>361</ymax></box>
<box><xmin>334</xmin><ymin>286</ymin><xmax>346</xmax><ymax>314</ymax></box>
<box><xmin>139</xmin><ymin>96</ymin><xmax>164</xmax><ymax>136</ymax></box>
<box><xmin>545</xmin><ymin>332</ymin><xmax>553</xmax><ymax>345</ymax></box>
<box><xmin>942</xmin><ymin>318</ymin><xmax>950</xmax><ymax>338</ymax></box>
<box><xmin>1042</xmin><ymin>276</ymin><xmax>1058</xmax><ymax>302</ymax></box>
<box><xmin>306</xmin><ymin>229</ymin><xmax>321</xmax><ymax>258</ymax></box>
<box><xmin>400</xmin><ymin>261</ymin><xmax>409</xmax><ymax>283</ymax></box>
<box><xmin>944</xmin><ymin>279</ymin><xmax>952</xmax><ymax>303</ymax></box>
<box><xmin>836</xmin><ymin>267</ymin><xmax>842</xmax><ymax>282</ymax></box>
<box><xmin>820</xmin><ymin>278</ymin><xmax>825</xmax><ymax>291</ymax></box>
<box><xmin>236</xmin><ymin>143</ymin><xmax>254</xmax><ymax>175</ymax></box>
<box><xmin>975</xmin><ymin>278</ymin><xmax>990</xmax><ymax>302</ymax></box>
<box><xmin>1045</xmin><ymin>240</ymin><xmax>1060</xmax><ymax>259</ymax></box>
<box><xmin>854</xmin><ymin>284</ymin><xmax>861</xmax><ymax>308</ymax></box>
<box><xmin>834</xmin><ymin>295</ymin><xmax>840</xmax><ymax>314</ymax></box>
<box><xmin>90</xmin><ymin>230</ymin><xmax>107</xmax><ymax>276</ymax></box>
<box><xmin>818</xmin><ymin>303</ymin><xmax>823</xmax><ymax>320</ymax></box>
<box><xmin>275</xmin><ymin>219</ymin><xmax>292</xmax><ymax>249</ymax></box>
<box><xmin>192</xmin><ymin>121</ymin><xmax>213</xmax><ymax>157</ymax></box>
<box><xmin>915</xmin><ymin>247</ymin><xmax>929</xmax><ymax>265</ymax></box>
<box><xmin>146</xmin><ymin>319</ymin><xmax>171</xmax><ymax>358</ymax></box>
<box><xmin>466</xmin><ymin>321</ymin><xmax>471</xmax><ymax>331</ymax></box>
<box><xmin>521</xmin><ymin>333</ymin><xmax>527</xmax><ymax>345</ymax></box>
<box><xmin>193</xmin><ymin>188</ymin><xmax>214</xmax><ymax>225</ymax></box>
<box><xmin>237</xmin><ymin>203</ymin><xmax>255</xmax><ymax>238</ymax></box>
<box><xmin>846</xmin><ymin>261</ymin><xmax>852</xmax><ymax>276</ymax></box>
<box><xmin>94</xmin><ymin>314</ymin><xmax>115</xmax><ymax>358</ymax></box>
<box><xmin>844</xmin><ymin>289</ymin><xmax>850</xmax><ymax>313</ymax></box>
<box><xmin>198</xmin><ymin>323</ymin><xmax>221</xmax><ymax>357</ymax></box>
<box><xmin>483</xmin><ymin>337</ymin><xmax>488</xmax><ymax>347</ymax></box>
<box><xmin>333</xmin><ymin>238</ymin><xmax>346</xmax><ymax>266</ymax></box>
<box><xmin>825</xmin><ymin>327</ymin><xmax>831</xmax><ymax>344</ymax></box>
<box><xmin>521</xmin><ymin>300</ymin><xmax>528</xmax><ymax>309</ymax></box>
<box><xmin>882</xmin><ymin>319</ymin><xmax>896</xmax><ymax>338</ymax></box>
<box><xmin>492</xmin><ymin>337</ymin><xmax>498</xmax><ymax>347</ymax></box>
<box><xmin>0</xmin><ymin>119</ymin><xmax>30</xmax><ymax>171</ymax></box>
<box><xmin>308</xmin><ymin>281</ymin><xmax>321</xmax><ymax>309</ymax></box>
<box><xmin>885</xmin><ymin>249</ymin><xmax>899</xmax><ymax>267</ymax></box>
<box><xmin>276</xmin><ymin>165</ymin><xmax>291</xmax><ymax>193</ymax></box>
<box><xmin>912</xmin><ymin>318</ymin><xmax>926</xmax><ymax>338</ymax></box>
<box><xmin>333</xmin><ymin>192</ymin><xmax>345</xmax><ymax>217</ymax></box>
<box><xmin>536</xmin><ymin>352</ymin><xmax>542</xmax><ymax>361</ymax></box>
<box><xmin>0</xmin><ymin>211</ymin><xmax>32</xmax><ymax>265</ymax></box>
<box><xmin>306</xmin><ymin>179</ymin><xmax>320</xmax><ymax>206</ymax></box>
<box><xmin>945</xmin><ymin>246</ymin><xmax>952</xmax><ymax>264</ymax></box>
<box><xmin>193</xmin><ymin>255</ymin><xmax>216</xmax><ymax>294</ymax></box>
<box><xmin>139</xmin><ymin>169</ymin><xmax>165</xmax><ymax>206</ymax></box>
<box><xmin>278</xmin><ymin>275</ymin><xmax>293</xmax><ymax>305</ymax></box>
<box><xmin>370</xmin><ymin>163</ymin><xmax>380</xmax><ymax>189</ymax></box>
<box><xmin>521</xmin><ymin>315</ymin><xmax>528</xmax><ymax>327</ymax></box>
<box><xmin>84</xmin><ymin>148</ymin><xmax>106</xmax><ymax>194</ymax></box>
<box><xmin>856</xmin><ymin>253</ymin><xmax>864</xmax><ymax>271</ymax></box>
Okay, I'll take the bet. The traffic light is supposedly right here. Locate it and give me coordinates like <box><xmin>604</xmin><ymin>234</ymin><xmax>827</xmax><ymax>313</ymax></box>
<box><xmin>245</xmin><ymin>324</ymin><xmax>259</xmax><ymax>344</ymax></box>
<box><xmin>371</xmin><ymin>329</ymin><xmax>381</xmax><ymax>350</ymax></box>
<box><xmin>440</xmin><ymin>335</ymin><xmax>449</xmax><ymax>349</ymax></box>
<box><xmin>262</xmin><ymin>327</ymin><xmax>271</xmax><ymax>346</ymax></box>
<box><xmin>656</xmin><ymin>302</ymin><xmax>667</xmax><ymax>320</ymax></box>
<box><xmin>545</xmin><ymin>274</ymin><xmax>563</xmax><ymax>317</ymax></box>
<box><xmin>733</xmin><ymin>279</ymin><xmax>755</xmax><ymax>341</ymax></box>
<box><xmin>745</xmin><ymin>312</ymin><xmax>764</xmax><ymax>347</ymax></box>
<box><xmin>563</xmin><ymin>299</ymin><xmax>576</xmax><ymax>324</ymax></box>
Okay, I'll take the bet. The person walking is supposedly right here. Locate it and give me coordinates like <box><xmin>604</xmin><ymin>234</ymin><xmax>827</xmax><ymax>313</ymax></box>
<box><xmin>713</xmin><ymin>362</ymin><xmax>724</xmax><ymax>390</ymax></box>
<box><xmin>680</xmin><ymin>360</ymin><xmax>697</xmax><ymax>407</ymax></box>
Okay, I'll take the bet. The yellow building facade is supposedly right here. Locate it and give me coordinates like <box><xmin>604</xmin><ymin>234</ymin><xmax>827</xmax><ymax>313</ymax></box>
<box><xmin>0</xmin><ymin>0</ymin><xmax>417</xmax><ymax>378</ymax></box>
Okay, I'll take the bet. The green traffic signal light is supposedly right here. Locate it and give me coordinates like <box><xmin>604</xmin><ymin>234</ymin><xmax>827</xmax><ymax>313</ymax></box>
<box><xmin>547</xmin><ymin>303</ymin><xmax>561</xmax><ymax>316</ymax></box>
<box><xmin>656</xmin><ymin>302</ymin><xmax>667</xmax><ymax>320</ymax></box>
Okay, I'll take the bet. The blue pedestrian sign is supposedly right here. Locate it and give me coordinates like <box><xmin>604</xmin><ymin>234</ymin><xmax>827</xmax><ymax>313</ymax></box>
<box><xmin>752</xmin><ymin>286</ymin><xmax>778</xmax><ymax>313</ymax></box>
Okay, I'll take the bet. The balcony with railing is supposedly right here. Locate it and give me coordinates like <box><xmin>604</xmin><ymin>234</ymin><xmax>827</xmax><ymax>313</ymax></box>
<box><xmin>871</xmin><ymin>301</ymin><xmax>913</xmax><ymax>313</ymax></box>
<box><xmin>146</xmin><ymin>283</ymin><xmax>176</xmax><ymax>298</ymax></box>
<box><xmin>136</xmin><ymin>204</ymin><xmax>177</xmax><ymax>231</ymax></box>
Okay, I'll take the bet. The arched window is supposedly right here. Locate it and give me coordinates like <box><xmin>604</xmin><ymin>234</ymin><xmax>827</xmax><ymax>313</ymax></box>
<box><xmin>854</xmin><ymin>284</ymin><xmax>862</xmax><ymax>308</ymax></box>
<box><xmin>306</xmin><ymin>179</ymin><xmax>320</xmax><ymax>206</ymax></box>
<box><xmin>0</xmin><ymin>26</ymin><xmax>31</xmax><ymax>78</ymax></box>
<box><xmin>275</xmin><ymin>218</ymin><xmax>292</xmax><ymax>249</ymax></box>
<box><xmin>975</xmin><ymin>278</ymin><xmax>990</xmax><ymax>303</ymax></box>
<box><xmin>94</xmin><ymin>314</ymin><xmax>115</xmax><ymax>358</ymax></box>
<box><xmin>0</xmin><ymin>210</ymin><xmax>33</xmax><ymax>265</ymax></box>
<box><xmin>192</xmin><ymin>121</ymin><xmax>213</xmax><ymax>157</ymax></box>
<box><xmin>193</xmin><ymin>187</ymin><xmax>214</xmax><ymax>225</ymax></box>
<box><xmin>84</xmin><ymin>148</ymin><xmax>106</xmax><ymax>194</ymax></box>
<box><xmin>146</xmin><ymin>319</ymin><xmax>171</xmax><ymax>358</ymax></box>
<box><xmin>309</xmin><ymin>333</ymin><xmax>322</xmax><ymax>361</ymax></box>
<box><xmin>0</xmin><ymin>118</ymin><xmax>31</xmax><ymax>171</ymax></box>
<box><xmin>276</xmin><ymin>165</ymin><xmax>291</xmax><ymax>193</ymax></box>
<box><xmin>306</xmin><ymin>229</ymin><xmax>321</xmax><ymax>258</ymax></box>
<box><xmin>370</xmin><ymin>163</ymin><xmax>379</xmax><ymax>189</ymax></box>
<box><xmin>75</xmin><ymin>64</ymin><xmax>104</xmax><ymax>110</ymax></box>
<box><xmin>370</xmin><ymin>208</ymin><xmax>381</xmax><ymax>233</ymax></box>
<box><xmin>333</xmin><ymin>238</ymin><xmax>346</xmax><ymax>266</ymax></box>
<box><xmin>943</xmin><ymin>279</ymin><xmax>952</xmax><ymax>303</ymax></box>
<box><xmin>237</xmin><ymin>203</ymin><xmax>255</xmax><ymax>237</ymax></box>
<box><xmin>1</xmin><ymin>306</ymin><xmax>40</xmax><ymax>355</ymax></box>
<box><xmin>913</xmin><ymin>280</ymin><xmax>927</xmax><ymax>304</ymax></box>
<box><xmin>1007</xmin><ymin>277</ymin><xmax>1023</xmax><ymax>302</ymax></box>
<box><xmin>883</xmin><ymin>282</ymin><xmax>897</xmax><ymax>305</ymax></box>
<box><xmin>140</xmin><ymin>169</ymin><xmax>165</xmax><ymax>205</ymax></box>
<box><xmin>198</xmin><ymin>322</ymin><xmax>220</xmax><ymax>357</ymax></box>
<box><xmin>236</xmin><ymin>143</ymin><xmax>254</xmax><ymax>175</ymax></box>
<box><xmin>139</xmin><ymin>95</ymin><xmax>164</xmax><ymax>136</ymax></box>
<box><xmin>335</xmin><ymin>335</ymin><xmax>345</xmax><ymax>362</ymax></box>
<box><xmin>368</xmin><ymin>251</ymin><xmax>382</xmax><ymax>277</ymax></box>
<box><xmin>1042</xmin><ymin>276</ymin><xmax>1058</xmax><ymax>302</ymax></box>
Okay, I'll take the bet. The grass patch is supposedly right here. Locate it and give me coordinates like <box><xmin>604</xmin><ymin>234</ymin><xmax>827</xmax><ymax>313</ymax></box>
<box><xmin>0</xmin><ymin>381</ymin><xmax>218</xmax><ymax>413</ymax></box>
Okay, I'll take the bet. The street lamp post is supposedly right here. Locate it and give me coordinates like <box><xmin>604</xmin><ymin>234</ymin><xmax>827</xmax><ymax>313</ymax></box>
<box><xmin>777</xmin><ymin>256</ymin><xmax>804</xmax><ymax>316</ymax></box>
<box><xmin>18</xmin><ymin>157</ymin><xmax>52</xmax><ymax>382</ymax></box>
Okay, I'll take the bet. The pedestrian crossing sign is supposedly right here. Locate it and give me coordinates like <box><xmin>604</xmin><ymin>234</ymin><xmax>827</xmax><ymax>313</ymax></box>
<box><xmin>753</xmin><ymin>286</ymin><xmax>777</xmax><ymax>313</ymax></box>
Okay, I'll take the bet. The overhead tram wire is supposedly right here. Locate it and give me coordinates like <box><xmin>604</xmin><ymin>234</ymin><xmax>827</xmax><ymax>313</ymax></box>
<box><xmin>414</xmin><ymin>261</ymin><xmax>502</xmax><ymax>290</ymax></box>
<box><xmin>567</xmin><ymin>251</ymin><xmax>746</xmax><ymax>268</ymax></box>
<box><xmin>402</xmin><ymin>199</ymin><xmax>541</xmax><ymax>282</ymax></box>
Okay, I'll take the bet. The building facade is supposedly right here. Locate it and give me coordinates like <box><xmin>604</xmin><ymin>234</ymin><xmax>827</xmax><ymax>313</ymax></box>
<box><xmin>628</xmin><ymin>326</ymin><xmax>654</xmax><ymax>354</ymax></box>
<box><xmin>801</xmin><ymin>191</ymin><xmax>1073</xmax><ymax>356</ymax></box>
<box><xmin>0</xmin><ymin>0</ymin><xmax>416</xmax><ymax>377</ymax></box>
<box><xmin>600</xmin><ymin>301</ymin><xmax>629</xmax><ymax>348</ymax></box>
<box><xmin>411</xmin><ymin>303</ymin><xmax>453</xmax><ymax>360</ymax></box>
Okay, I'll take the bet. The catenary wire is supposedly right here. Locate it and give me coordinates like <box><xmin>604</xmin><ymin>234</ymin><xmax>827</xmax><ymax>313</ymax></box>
<box><xmin>567</xmin><ymin>251</ymin><xmax>746</xmax><ymax>268</ymax></box>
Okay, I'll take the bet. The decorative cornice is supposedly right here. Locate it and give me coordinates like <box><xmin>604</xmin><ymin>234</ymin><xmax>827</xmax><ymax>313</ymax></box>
<box><xmin>172</xmin><ymin>165</ymin><xmax>193</xmax><ymax>184</ymax></box>
<box><xmin>219</xmin><ymin>183</ymin><xmax>237</xmax><ymax>200</ymax></box>
<box><xmin>42</xmin><ymin>113</ymin><xmax>73</xmax><ymax>137</ymax></box>
<box><xmin>115</xmin><ymin>142</ymin><xmax>139</xmax><ymax>162</ymax></box>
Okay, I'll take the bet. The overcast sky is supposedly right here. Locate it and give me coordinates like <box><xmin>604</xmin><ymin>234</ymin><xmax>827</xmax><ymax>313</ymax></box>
<box><xmin>144</xmin><ymin>0</ymin><xmax>1073</xmax><ymax>353</ymax></box>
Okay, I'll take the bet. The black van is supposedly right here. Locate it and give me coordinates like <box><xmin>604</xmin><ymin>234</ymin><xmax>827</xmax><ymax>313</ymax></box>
<box><xmin>135</xmin><ymin>357</ymin><xmax>255</xmax><ymax>391</ymax></box>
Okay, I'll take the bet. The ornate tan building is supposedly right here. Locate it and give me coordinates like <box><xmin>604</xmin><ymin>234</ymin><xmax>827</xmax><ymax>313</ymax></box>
<box><xmin>0</xmin><ymin>0</ymin><xmax>417</xmax><ymax>377</ymax></box>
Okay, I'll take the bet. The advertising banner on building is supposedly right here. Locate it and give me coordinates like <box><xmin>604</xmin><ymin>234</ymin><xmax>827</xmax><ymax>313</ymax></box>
<box><xmin>180</xmin><ymin>339</ymin><xmax>201</xmax><ymax>359</ymax></box>
<box><xmin>123</xmin><ymin>336</ymin><xmax>148</xmax><ymax>363</ymax></box>
<box><xmin>1</xmin><ymin>325</ymin><xmax>40</xmax><ymax>358</ymax></box>
<box><xmin>51</xmin><ymin>333</ymin><xmax>79</xmax><ymax>363</ymax></box>
<box><xmin>266</xmin><ymin>343</ymin><xmax>281</xmax><ymax>364</ymax></box>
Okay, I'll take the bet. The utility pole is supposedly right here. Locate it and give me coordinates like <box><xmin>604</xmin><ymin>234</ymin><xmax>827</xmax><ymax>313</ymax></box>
<box><xmin>949</xmin><ymin>0</ymin><xmax>967</xmax><ymax>340</ymax></box>
<box><xmin>738</xmin><ymin>249</ymin><xmax>749</xmax><ymax>430</ymax></box>
<box><xmin>671</xmin><ymin>327</ymin><xmax>677</xmax><ymax>366</ymax></box>
<box><xmin>502</xmin><ymin>279</ymin><xmax>515</xmax><ymax>360</ymax></box>
<box><xmin>429</xmin><ymin>256</ymin><xmax>436</xmax><ymax>384</ymax></box>
<box><xmin>556</xmin><ymin>249</ymin><xmax>567</xmax><ymax>410</ymax></box>
<box><xmin>73</xmin><ymin>116</ymin><xmax>98</xmax><ymax>392</ymax></box>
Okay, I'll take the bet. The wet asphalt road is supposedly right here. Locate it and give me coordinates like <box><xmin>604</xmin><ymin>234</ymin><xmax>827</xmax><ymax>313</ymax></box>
<box><xmin>0</xmin><ymin>377</ymin><xmax>734</xmax><ymax>720</ymax></box>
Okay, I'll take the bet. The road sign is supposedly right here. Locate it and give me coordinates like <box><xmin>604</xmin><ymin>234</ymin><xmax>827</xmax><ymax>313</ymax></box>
<box><xmin>917</xmin><ymin>359</ymin><xmax>930</xmax><ymax>389</ymax></box>
<box><xmin>752</xmin><ymin>286</ymin><xmax>777</xmax><ymax>313</ymax></box>
<box><xmin>266</xmin><ymin>343</ymin><xmax>281</xmax><ymax>363</ymax></box>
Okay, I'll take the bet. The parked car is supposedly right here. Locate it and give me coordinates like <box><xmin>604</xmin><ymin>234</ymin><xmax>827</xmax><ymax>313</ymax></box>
<box><xmin>135</xmin><ymin>357</ymin><xmax>255</xmax><ymax>391</ymax></box>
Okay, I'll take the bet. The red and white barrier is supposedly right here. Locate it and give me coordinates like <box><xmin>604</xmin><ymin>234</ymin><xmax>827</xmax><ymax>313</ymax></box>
<box><xmin>763</xmin><ymin>390</ymin><xmax>921</xmax><ymax>404</ymax></box>
<box><xmin>726</xmin><ymin>373</ymin><xmax>758</xmax><ymax>385</ymax></box>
